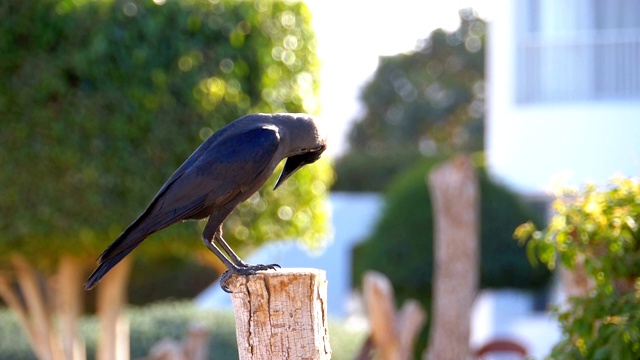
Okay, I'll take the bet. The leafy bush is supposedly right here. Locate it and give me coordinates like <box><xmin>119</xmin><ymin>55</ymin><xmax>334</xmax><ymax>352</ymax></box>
<box><xmin>353</xmin><ymin>157</ymin><xmax>550</xmax><ymax>354</ymax></box>
<box><xmin>515</xmin><ymin>178</ymin><xmax>640</xmax><ymax>358</ymax></box>
<box><xmin>332</xmin><ymin>148</ymin><xmax>424</xmax><ymax>192</ymax></box>
<box><xmin>0</xmin><ymin>302</ymin><xmax>366</xmax><ymax>359</ymax></box>
<box><xmin>0</xmin><ymin>0</ymin><xmax>331</xmax><ymax>271</ymax></box>
<box><xmin>354</xmin><ymin>158</ymin><xmax>550</xmax><ymax>297</ymax></box>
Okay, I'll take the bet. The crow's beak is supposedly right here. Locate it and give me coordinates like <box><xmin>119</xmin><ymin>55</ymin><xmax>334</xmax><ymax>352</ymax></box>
<box><xmin>274</xmin><ymin>147</ymin><xmax>325</xmax><ymax>190</ymax></box>
<box><xmin>274</xmin><ymin>154</ymin><xmax>307</xmax><ymax>190</ymax></box>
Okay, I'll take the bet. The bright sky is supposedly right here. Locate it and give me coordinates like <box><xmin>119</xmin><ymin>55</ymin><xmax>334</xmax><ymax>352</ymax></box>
<box><xmin>304</xmin><ymin>1</ymin><xmax>491</xmax><ymax>157</ymax></box>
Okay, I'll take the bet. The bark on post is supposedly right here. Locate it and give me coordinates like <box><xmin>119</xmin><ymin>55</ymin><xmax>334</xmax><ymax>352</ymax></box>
<box><xmin>227</xmin><ymin>268</ymin><xmax>331</xmax><ymax>360</ymax></box>
<box><xmin>425</xmin><ymin>156</ymin><xmax>479</xmax><ymax>360</ymax></box>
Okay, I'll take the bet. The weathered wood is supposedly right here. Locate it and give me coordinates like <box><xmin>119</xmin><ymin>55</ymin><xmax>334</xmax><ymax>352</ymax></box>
<box><xmin>363</xmin><ymin>270</ymin><xmax>426</xmax><ymax>360</ymax></box>
<box><xmin>425</xmin><ymin>156</ymin><xmax>479</xmax><ymax>360</ymax></box>
<box><xmin>397</xmin><ymin>299</ymin><xmax>426</xmax><ymax>359</ymax></box>
<box><xmin>364</xmin><ymin>271</ymin><xmax>399</xmax><ymax>360</ymax></box>
<box><xmin>227</xmin><ymin>268</ymin><xmax>331</xmax><ymax>360</ymax></box>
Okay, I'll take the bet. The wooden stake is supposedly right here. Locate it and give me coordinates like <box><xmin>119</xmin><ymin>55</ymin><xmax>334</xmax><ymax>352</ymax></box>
<box><xmin>425</xmin><ymin>156</ymin><xmax>479</xmax><ymax>360</ymax></box>
<box><xmin>363</xmin><ymin>270</ymin><xmax>426</xmax><ymax>360</ymax></box>
<box><xmin>227</xmin><ymin>268</ymin><xmax>331</xmax><ymax>360</ymax></box>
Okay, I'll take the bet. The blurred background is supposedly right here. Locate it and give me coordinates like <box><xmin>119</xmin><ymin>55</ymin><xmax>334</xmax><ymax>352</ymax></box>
<box><xmin>1</xmin><ymin>0</ymin><xmax>639</xmax><ymax>359</ymax></box>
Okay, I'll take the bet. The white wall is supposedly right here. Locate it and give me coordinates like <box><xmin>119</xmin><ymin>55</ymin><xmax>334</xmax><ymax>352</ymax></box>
<box><xmin>470</xmin><ymin>289</ymin><xmax>561</xmax><ymax>358</ymax></box>
<box><xmin>486</xmin><ymin>0</ymin><xmax>640</xmax><ymax>195</ymax></box>
<box><xmin>489</xmin><ymin>102</ymin><xmax>640</xmax><ymax>194</ymax></box>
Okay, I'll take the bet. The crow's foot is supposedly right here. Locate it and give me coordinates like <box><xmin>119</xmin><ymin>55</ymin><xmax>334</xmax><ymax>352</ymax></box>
<box><xmin>219</xmin><ymin>263</ymin><xmax>281</xmax><ymax>293</ymax></box>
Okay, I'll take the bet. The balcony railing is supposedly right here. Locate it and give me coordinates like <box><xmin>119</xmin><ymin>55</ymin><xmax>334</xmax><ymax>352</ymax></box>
<box><xmin>516</xmin><ymin>29</ymin><xmax>640</xmax><ymax>103</ymax></box>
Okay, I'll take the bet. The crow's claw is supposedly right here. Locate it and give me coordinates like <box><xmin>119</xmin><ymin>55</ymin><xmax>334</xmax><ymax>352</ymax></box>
<box><xmin>219</xmin><ymin>263</ymin><xmax>281</xmax><ymax>293</ymax></box>
<box><xmin>252</xmin><ymin>263</ymin><xmax>280</xmax><ymax>271</ymax></box>
<box><xmin>234</xmin><ymin>263</ymin><xmax>281</xmax><ymax>274</ymax></box>
<box><xmin>220</xmin><ymin>270</ymin><xmax>233</xmax><ymax>293</ymax></box>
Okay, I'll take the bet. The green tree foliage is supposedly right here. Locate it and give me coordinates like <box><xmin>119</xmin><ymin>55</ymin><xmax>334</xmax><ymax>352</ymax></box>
<box><xmin>334</xmin><ymin>9</ymin><xmax>484</xmax><ymax>191</ymax></box>
<box><xmin>515</xmin><ymin>178</ymin><xmax>640</xmax><ymax>358</ymax></box>
<box><xmin>0</xmin><ymin>0</ymin><xmax>332</xmax><ymax>270</ymax></box>
<box><xmin>353</xmin><ymin>159</ymin><xmax>551</xmax><ymax>353</ymax></box>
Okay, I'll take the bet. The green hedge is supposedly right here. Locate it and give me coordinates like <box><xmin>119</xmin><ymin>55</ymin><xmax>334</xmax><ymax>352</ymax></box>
<box><xmin>0</xmin><ymin>302</ymin><xmax>366</xmax><ymax>359</ymax></box>
<box><xmin>332</xmin><ymin>148</ymin><xmax>425</xmax><ymax>192</ymax></box>
<box><xmin>352</xmin><ymin>157</ymin><xmax>551</xmax><ymax>355</ymax></box>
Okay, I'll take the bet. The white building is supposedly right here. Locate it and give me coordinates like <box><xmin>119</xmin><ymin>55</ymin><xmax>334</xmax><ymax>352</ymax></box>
<box><xmin>479</xmin><ymin>1</ymin><xmax>640</xmax><ymax>356</ymax></box>
<box><xmin>486</xmin><ymin>0</ymin><xmax>640</xmax><ymax>197</ymax></box>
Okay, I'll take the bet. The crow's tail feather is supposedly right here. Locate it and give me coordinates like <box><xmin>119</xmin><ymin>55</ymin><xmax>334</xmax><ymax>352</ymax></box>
<box><xmin>83</xmin><ymin>247</ymin><xmax>134</xmax><ymax>290</ymax></box>
<box><xmin>84</xmin><ymin>196</ymin><xmax>206</xmax><ymax>290</ymax></box>
<box><xmin>84</xmin><ymin>226</ymin><xmax>149</xmax><ymax>290</ymax></box>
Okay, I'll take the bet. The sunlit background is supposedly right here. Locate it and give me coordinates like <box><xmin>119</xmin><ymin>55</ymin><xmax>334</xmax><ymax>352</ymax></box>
<box><xmin>305</xmin><ymin>0</ymin><xmax>492</xmax><ymax>157</ymax></box>
<box><xmin>2</xmin><ymin>0</ymin><xmax>640</xmax><ymax>358</ymax></box>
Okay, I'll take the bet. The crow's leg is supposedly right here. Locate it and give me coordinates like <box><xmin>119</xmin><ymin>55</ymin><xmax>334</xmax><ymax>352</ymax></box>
<box><xmin>214</xmin><ymin>230</ymin><xmax>280</xmax><ymax>273</ymax></box>
<box><xmin>213</xmin><ymin>228</ymin><xmax>249</xmax><ymax>268</ymax></box>
<box><xmin>211</xmin><ymin>228</ymin><xmax>280</xmax><ymax>271</ymax></box>
<box><xmin>202</xmin><ymin>223</ymin><xmax>279</xmax><ymax>293</ymax></box>
<box><xmin>201</xmin><ymin>220</ymin><xmax>246</xmax><ymax>268</ymax></box>
<box><xmin>201</xmin><ymin>232</ymin><xmax>238</xmax><ymax>270</ymax></box>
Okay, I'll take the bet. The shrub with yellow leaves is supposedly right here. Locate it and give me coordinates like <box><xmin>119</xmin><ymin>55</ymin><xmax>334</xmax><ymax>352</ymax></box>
<box><xmin>515</xmin><ymin>177</ymin><xmax>640</xmax><ymax>359</ymax></box>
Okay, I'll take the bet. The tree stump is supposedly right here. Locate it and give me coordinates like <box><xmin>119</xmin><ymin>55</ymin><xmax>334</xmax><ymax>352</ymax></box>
<box><xmin>227</xmin><ymin>268</ymin><xmax>331</xmax><ymax>360</ymax></box>
<box><xmin>362</xmin><ymin>270</ymin><xmax>426</xmax><ymax>360</ymax></box>
<box><xmin>425</xmin><ymin>156</ymin><xmax>479</xmax><ymax>360</ymax></box>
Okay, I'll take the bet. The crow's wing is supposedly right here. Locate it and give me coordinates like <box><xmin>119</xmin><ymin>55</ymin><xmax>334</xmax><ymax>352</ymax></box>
<box><xmin>154</xmin><ymin>125</ymin><xmax>282</xmax><ymax>215</ymax></box>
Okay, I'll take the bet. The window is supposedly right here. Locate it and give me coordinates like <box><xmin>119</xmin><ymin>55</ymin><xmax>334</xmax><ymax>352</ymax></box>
<box><xmin>515</xmin><ymin>0</ymin><xmax>640</xmax><ymax>103</ymax></box>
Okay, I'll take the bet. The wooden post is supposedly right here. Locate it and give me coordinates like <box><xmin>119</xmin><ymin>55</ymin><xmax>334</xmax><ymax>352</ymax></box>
<box><xmin>425</xmin><ymin>156</ymin><xmax>479</xmax><ymax>360</ymax></box>
<box><xmin>362</xmin><ymin>271</ymin><xmax>426</xmax><ymax>360</ymax></box>
<box><xmin>227</xmin><ymin>268</ymin><xmax>331</xmax><ymax>360</ymax></box>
